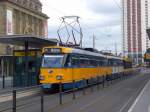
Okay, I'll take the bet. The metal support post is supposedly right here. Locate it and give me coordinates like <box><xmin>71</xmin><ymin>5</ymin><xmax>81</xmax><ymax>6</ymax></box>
<box><xmin>25</xmin><ymin>41</ymin><xmax>29</xmax><ymax>86</ymax></box>
<box><xmin>110</xmin><ymin>75</ymin><xmax>113</xmax><ymax>84</ymax></box>
<box><xmin>59</xmin><ymin>81</ymin><xmax>62</xmax><ymax>105</ymax></box>
<box><xmin>106</xmin><ymin>75</ymin><xmax>109</xmax><ymax>86</ymax></box>
<box><xmin>120</xmin><ymin>73</ymin><xmax>122</xmax><ymax>81</ymax></box>
<box><xmin>82</xmin><ymin>78</ymin><xmax>86</xmax><ymax>95</ymax></box>
<box><xmin>2</xmin><ymin>75</ymin><xmax>5</xmax><ymax>89</ymax></box>
<box><xmin>72</xmin><ymin>80</ymin><xmax>76</xmax><ymax>100</ymax></box>
<box><xmin>13</xmin><ymin>90</ymin><xmax>16</xmax><ymax>112</ymax></box>
<box><xmin>121</xmin><ymin>73</ymin><xmax>123</xmax><ymax>80</ymax></box>
<box><xmin>102</xmin><ymin>75</ymin><xmax>105</xmax><ymax>88</ymax></box>
<box><xmin>90</xmin><ymin>77</ymin><xmax>93</xmax><ymax>92</ymax></box>
<box><xmin>1</xmin><ymin>57</ymin><xmax>5</xmax><ymax>88</ymax></box>
<box><xmin>123</xmin><ymin>72</ymin><xmax>124</xmax><ymax>80</ymax></box>
<box><xmin>41</xmin><ymin>92</ymin><xmax>44</xmax><ymax>112</ymax></box>
<box><xmin>97</xmin><ymin>76</ymin><xmax>100</xmax><ymax>90</ymax></box>
<box><xmin>12</xmin><ymin>55</ymin><xmax>15</xmax><ymax>87</ymax></box>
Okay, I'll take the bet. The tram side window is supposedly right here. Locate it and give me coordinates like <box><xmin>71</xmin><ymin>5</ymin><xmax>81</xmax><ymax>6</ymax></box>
<box><xmin>116</xmin><ymin>60</ymin><xmax>119</xmax><ymax>66</ymax></box>
<box><xmin>108</xmin><ymin>60</ymin><xmax>113</xmax><ymax>66</ymax></box>
<box><xmin>116</xmin><ymin>60</ymin><xmax>122</xmax><ymax>66</ymax></box>
<box><xmin>104</xmin><ymin>60</ymin><xmax>108</xmax><ymax>66</ymax></box>
<box><xmin>114</xmin><ymin>60</ymin><xmax>117</xmax><ymax>66</ymax></box>
<box><xmin>71</xmin><ymin>58</ymin><xmax>79</xmax><ymax>67</ymax></box>
<box><xmin>117</xmin><ymin>60</ymin><xmax>121</xmax><ymax>66</ymax></box>
<box><xmin>96</xmin><ymin>60</ymin><xmax>100</xmax><ymax>67</ymax></box>
<box><xmin>80</xmin><ymin>59</ymin><xmax>89</xmax><ymax>67</ymax></box>
<box><xmin>119</xmin><ymin>60</ymin><xmax>123</xmax><ymax>66</ymax></box>
<box><xmin>113</xmin><ymin>60</ymin><xmax>117</xmax><ymax>66</ymax></box>
<box><xmin>89</xmin><ymin>60</ymin><xmax>98</xmax><ymax>67</ymax></box>
<box><xmin>108</xmin><ymin>60</ymin><xmax>111</xmax><ymax>66</ymax></box>
<box><xmin>99</xmin><ymin>60</ymin><xmax>104</xmax><ymax>66</ymax></box>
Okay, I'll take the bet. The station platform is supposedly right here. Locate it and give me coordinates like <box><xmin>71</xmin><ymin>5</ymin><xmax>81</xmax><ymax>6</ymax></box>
<box><xmin>0</xmin><ymin>77</ymin><xmax>13</xmax><ymax>92</ymax></box>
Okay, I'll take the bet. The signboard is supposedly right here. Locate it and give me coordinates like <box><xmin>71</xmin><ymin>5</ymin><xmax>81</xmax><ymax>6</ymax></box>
<box><xmin>43</xmin><ymin>20</ymin><xmax>48</xmax><ymax>38</ymax></box>
<box><xmin>6</xmin><ymin>9</ymin><xmax>13</xmax><ymax>35</ymax></box>
<box><xmin>14</xmin><ymin>50</ymin><xmax>42</xmax><ymax>56</ymax></box>
<box><xmin>145</xmin><ymin>53</ymin><xmax>150</xmax><ymax>60</ymax></box>
<box><xmin>44</xmin><ymin>48</ymin><xmax>61</xmax><ymax>54</ymax></box>
<box><xmin>144</xmin><ymin>53</ymin><xmax>150</xmax><ymax>62</ymax></box>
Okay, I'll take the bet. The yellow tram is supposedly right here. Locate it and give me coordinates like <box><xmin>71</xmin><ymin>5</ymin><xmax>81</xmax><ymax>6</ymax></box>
<box><xmin>40</xmin><ymin>46</ymin><xmax>132</xmax><ymax>90</ymax></box>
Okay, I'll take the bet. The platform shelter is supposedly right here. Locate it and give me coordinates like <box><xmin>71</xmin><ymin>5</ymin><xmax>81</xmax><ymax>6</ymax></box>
<box><xmin>0</xmin><ymin>35</ymin><xmax>58</xmax><ymax>87</ymax></box>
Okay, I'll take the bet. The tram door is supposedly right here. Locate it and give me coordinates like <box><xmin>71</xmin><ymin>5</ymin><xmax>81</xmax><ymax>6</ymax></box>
<box><xmin>13</xmin><ymin>50</ymin><xmax>42</xmax><ymax>87</ymax></box>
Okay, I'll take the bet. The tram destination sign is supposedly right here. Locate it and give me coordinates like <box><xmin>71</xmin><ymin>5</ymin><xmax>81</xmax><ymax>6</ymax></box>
<box><xmin>44</xmin><ymin>48</ymin><xmax>61</xmax><ymax>54</ymax></box>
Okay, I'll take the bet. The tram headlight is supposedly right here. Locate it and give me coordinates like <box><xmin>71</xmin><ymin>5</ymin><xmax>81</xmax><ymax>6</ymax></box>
<box><xmin>39</xmin><ymin>75</ymin><xmax>45</xmax><ymax>80</ymax></box>
<box><xmin>56</xmin><ymin>75</ymin><xmax>63</xmax><ymax>80</ymax></box>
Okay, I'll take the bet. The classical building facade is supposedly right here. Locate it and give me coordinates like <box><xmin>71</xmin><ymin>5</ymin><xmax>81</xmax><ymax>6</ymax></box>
<box><xmin>122</xmin><ymin>0</ymin><xmax>150</xmax><ymax>65</ymax></box>
<box><xmin>0</xmin><ymin>0</ymin><xmax>49</xmax><ymax>55</ymax></box>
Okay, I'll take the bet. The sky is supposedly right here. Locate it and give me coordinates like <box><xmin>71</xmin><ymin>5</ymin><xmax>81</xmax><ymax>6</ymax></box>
<box><xmin>40</xmin><ymin>0</ymin><xmax>122</xmax><ymax>54</ymax></box>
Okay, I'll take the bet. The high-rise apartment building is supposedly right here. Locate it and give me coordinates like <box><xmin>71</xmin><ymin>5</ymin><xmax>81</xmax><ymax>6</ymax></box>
<box><xmin>122</xmin><ymin>0</ymin><xmax>150</xmax><ymax>65</ymax></box>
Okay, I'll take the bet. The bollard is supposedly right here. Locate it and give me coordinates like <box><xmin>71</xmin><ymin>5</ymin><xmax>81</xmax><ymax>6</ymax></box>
<box><xmin>120</xmin><ymin>73</ymin><xmax>122</xmax><ymax>81</ymax></box>
<box><xmin>124</xmin><ymin>73</ymin><xmax>126</xmax><ymax>80</ymax></box>
<box><xmin>110</xmin><ymin>75</ymin><xmax>113</xmax><ymax>84</ymax></box>
<box><xmin>41</xmin><ymin>92</ymin><xmax>44</xmax><ymax>112</ymax></box>
<box><xmin>72</xmin><ymin>80</ymin><xmax>76</xmax><ymax>100</ymax></box>
<box><xmin>116</xmin><ymin>74</ymin><xmax>119</xmax><ymax>82</ymax></box>
<box><xmin>97</xmin><ymin>76</ymin><xmax>100</xmax><ymax>90</ymax></box>
<box><xmin>125</xmin><ymin>73</ymin><xmax>126</xmax><ymax>79</ymax></box>
<box><xmin>82</xmin><ymin>78</ymin><xmax>86</xmax><ymax>95</ymax></box>
<box><xmin>106</xmin><ymin>75</ymin><xmax>109</xmax><ymax>86</ymax></box>
<box><xmin>102</xmin><ymin>75</ymin><xmax>105</xmax><ymax>88</ymax></box>
<box><xmin>13</xmin><ymin>90</ymin><xmax>16</xmax><ymax>112</ymax></box>
<box><xmin>123</xmin><ymin>72</ymin><xmax>124</xmax><ymax>80</ymax></box>
<box><xmin>2</xmin><ymin>75</ymin><xmax>5</xmax><ymax>89</ymax></box>
<box><xmin>116</xmin><ymin>74</ymin><xmax>118</xmax><ymax>81</ymax></box>
<box><xmin>121</xmin><ymin>73</ymin><xmax>123</xmax><ymax>80</ymax></box>
<box><xmin>90</xmin><ymin>77</ymin><xmax>94</xmax><ymax>92</ymax></box>
<box><xmin>1</xmin><ymin>57</ymin><xmax>5</xmax><ymax>89</ymax></box>
<box><xmin>59</xmin><ymin>81</ymin><xmax>62</xmax><ymax>105</ymax></box>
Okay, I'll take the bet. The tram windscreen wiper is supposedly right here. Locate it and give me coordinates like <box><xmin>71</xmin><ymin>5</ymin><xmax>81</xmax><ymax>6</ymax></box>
<box><xmin>42</xmin><ymin>55</ymin><xmax>64</xmax><ymax>68</ymax></box>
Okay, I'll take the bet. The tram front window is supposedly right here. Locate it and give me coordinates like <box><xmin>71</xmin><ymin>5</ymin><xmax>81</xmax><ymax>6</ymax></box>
<box><xmin>42</xmin><ymin>55</ymin><xmax>64</xmax><ymax>68</ymax></box>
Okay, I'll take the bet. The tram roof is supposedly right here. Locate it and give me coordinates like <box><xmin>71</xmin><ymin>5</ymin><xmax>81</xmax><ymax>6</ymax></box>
<box><xmin>0</xmin><ymin>35</ymin><xmax>58</xmax><ymax>48</ymax></box>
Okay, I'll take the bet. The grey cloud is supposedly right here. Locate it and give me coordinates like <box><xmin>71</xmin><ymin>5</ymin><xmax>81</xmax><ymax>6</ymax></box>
<box><xmin>47</xmin><ymin>0</ymin><xmax>122</xmax><ymax>52</ymax></box>
<box><xmin>84</xmin><ymin>0</ymin><xmax>121</xmax><ymax>15</ymax></box>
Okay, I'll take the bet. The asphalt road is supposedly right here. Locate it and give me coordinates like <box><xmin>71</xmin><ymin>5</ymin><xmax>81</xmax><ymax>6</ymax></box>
<box><xmin>49</xmin><ymin>69</ymin><xmax>150</xmax><ymax>112</ymax></box>
<box><xmin>0</xmin><ymin>69</ymin><xmax>150</xmax><ymax>112</ymax></box>
<box><xmin>128</xmin><ymin>75</ymin><xmax>150</xmax><ymax>112</ymax></box>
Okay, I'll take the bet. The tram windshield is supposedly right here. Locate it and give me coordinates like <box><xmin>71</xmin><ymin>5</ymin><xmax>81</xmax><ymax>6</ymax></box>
<box><xmin>42</xmin><ymin>55</ymin><xmax>64</xmax><ymax>68</ymax></box>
